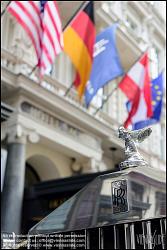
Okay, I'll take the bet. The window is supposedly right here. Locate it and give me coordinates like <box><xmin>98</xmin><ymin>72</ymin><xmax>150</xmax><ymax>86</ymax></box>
<box><xmin>150</xmin><ymin>124</ymin><xmax>162</xmax><ymax>157</ymax></box>
<box><xmin>149</xmin><ymin>47</ymin><xmax>159</xmax><ymax>79</ymax></box>
<box><xmin>51</xmin><ymin>52</ymin><xmax>74</xmax><ymax>87</ymax></box>
<box><xmin>125</xmin><ymin>16</ymin><xmax>137</xmax><ymax>31</ymax></box>
<box><xmin>124</xmin><ymin>4</ymin><xmax>141</xmax><ymax>38</ymax></box>
<box><xmin>161</xmin><ymin>124</ymin><xmax>166</xmax><ymax>161</ymax></box>
<box><xmin>90</xmin><ymin>88</ymin><xmax>104</xmax><ymax>109</ymax></box>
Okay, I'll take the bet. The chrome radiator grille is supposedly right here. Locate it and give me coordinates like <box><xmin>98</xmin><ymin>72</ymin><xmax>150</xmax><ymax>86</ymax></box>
<box><xmin>83</xmin><ymin>217</ymin><xmax>166</xmax><ymax>249</ymax></box>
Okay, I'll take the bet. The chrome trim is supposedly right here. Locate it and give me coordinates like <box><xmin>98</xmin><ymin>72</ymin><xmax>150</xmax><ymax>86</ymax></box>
<box><xmin>124</xmin><ymin>223</ymin><xmax>131</xmax><ymax>249</ymax></box>
<box><xmin>124</xmin><ymin>223</ymin><xmax>135</xmax><ymax>249</ymax></box>
<box><xmin>160</xmin><ymin>218</ymin><xmax>166</xmax><ymax>249</ymax></box>
<box><xmin>99</xmin><ymin>227</ymin><xmax>104</xmax><ymax>249</ymax></box>
<box><xmin>142</xmin><ymin>221</ymin><xmax>148</xmax><ymax>249</ymax></box>
<box><xmin>130</xmin><ymin>223</ymin><xmax>135</xmax><ymax>249</ymax></box>
<box><xmin>113</xmin><ymin>225</ymin><xmax>118</xmax><ymax>249</ymax></box>
<box><xmin>142</xmin><ymin>220</ymin><xmax>153</xmax><ymax>249</ymax></box>
<box><xmin>147</xmin><ymin>221</ymin><xmax>152</xmax><ymax>249</ymax></box>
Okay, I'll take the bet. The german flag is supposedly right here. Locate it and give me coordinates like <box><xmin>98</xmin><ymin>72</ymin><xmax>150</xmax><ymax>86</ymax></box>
<box><xmin>63</xmin><ymin>2</ymin><xmax>96</xmax><ymax>99</ymax></box>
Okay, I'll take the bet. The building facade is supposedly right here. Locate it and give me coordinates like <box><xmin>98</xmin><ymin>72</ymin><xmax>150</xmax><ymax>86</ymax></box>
<box><xmin>1</xmin><ymin>1</ymin><xmax>166</xmax><ymax>233</ymax></box>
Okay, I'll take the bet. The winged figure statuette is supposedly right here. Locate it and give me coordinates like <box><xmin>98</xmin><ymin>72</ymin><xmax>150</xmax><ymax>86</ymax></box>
<box><xmin>118</xmin><ymin>126</ymin><xmax>152</xmax><ymax>169</ymax></box>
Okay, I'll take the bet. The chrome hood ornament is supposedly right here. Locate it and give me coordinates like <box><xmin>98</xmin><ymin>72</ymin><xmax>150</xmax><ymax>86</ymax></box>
<box><xmin>118</xmin><ymin>126</ymin><xmax>152</xmax><ymax>169</ymax></box>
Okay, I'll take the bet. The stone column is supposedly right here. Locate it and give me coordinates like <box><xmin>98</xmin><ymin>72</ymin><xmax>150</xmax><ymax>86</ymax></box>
<box><xmin>1</xmin><ymin>135</ymin><xmax>26</xmax><ymax>234</ymax></box>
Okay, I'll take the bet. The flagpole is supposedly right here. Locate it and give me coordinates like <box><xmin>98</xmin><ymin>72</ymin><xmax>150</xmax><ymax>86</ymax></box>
<box><xmin>1</xmin><ymin>1</ymin><xmax>11</xmax><ymax>17</ymax></box>
<box><xmin>64</xmin><ymin>82</ymin><xmax>74</xmax><ymax>96</ymax></box>
<box><xmin>28</xmin><ymin>65</ymin><xmax>38</xmax><ymax>77</ymax></box>
<box><xmin>63</xmin><ymin>1</ymin><xmax>90</xmax><ymax>31</ymax></box>
<box><xmin>93</xmin><ymin>86</ymin><xmax>117</xmax><ymax>115</ymax></box>
<box><xmin>93</xmin><ymin>47</ymin><xmax>150</xmax><ymax>116</ymax></box>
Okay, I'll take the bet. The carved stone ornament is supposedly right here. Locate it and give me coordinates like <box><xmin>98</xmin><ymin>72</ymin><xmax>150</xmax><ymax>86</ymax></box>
<box><xmin>118</xmin><ymin>126</ymin><xmax>152</xmax><ymax>169</ymax></box>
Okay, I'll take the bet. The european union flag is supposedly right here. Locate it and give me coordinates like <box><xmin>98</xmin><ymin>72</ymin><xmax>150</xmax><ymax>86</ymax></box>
<box><xmin>127</xmin><ymin>72</ymin><xmax>164</xmax><ymax>130</ymax></box>
<box><xmin>84</xmin><ymin>24</ymin><xmax>124</xmax><ymax>107</ymax></box>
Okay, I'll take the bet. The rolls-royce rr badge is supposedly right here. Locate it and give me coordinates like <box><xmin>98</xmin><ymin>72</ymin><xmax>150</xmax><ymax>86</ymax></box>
<box><xmin>112</xmin><ymin>179</ymin><xmax>129</xmax><ymax>214</ymax></box>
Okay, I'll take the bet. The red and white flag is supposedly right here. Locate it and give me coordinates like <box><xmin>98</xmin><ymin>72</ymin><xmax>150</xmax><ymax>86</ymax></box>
<box><xmin>7</xmin><ymin>1</ymin><xmax>64</xmax><ymax>78</ymax></box>
<box><xmin>119</xmin><ymin>53</ymin><xmax>153</xmax><ymax>128</ymax></box>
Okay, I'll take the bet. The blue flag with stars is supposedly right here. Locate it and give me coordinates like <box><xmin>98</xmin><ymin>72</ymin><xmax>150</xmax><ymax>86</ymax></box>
<box><xmin>84</xmin><ymin>24</ymin><xmax>124</xmax><ymax>107</ymax></box>
<box><xmin>126</xmin><ymin>72</ymin><xmax>164</xmax><ymax>130</ymax></box>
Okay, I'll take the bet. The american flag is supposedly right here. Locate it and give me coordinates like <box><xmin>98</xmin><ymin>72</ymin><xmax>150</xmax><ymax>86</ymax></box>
<box><xmin>7</xmin><ymin>1</ymin><xmax>64</xmax><ymax>77</ymax></box>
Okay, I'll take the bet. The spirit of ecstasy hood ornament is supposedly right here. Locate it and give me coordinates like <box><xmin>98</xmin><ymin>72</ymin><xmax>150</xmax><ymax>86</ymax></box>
<box><xmin>118</xmin><ymin>126</ymin><xmax>152</xmax><ymax>169</ymax></box>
